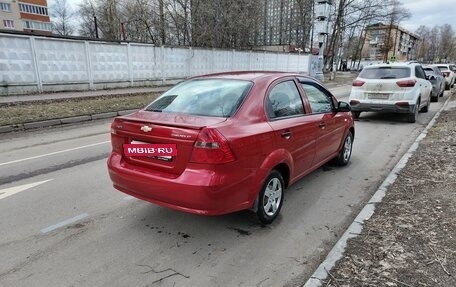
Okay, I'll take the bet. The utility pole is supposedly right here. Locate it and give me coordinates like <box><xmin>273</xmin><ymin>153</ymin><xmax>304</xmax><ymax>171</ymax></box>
<box><xmin>94</xmin><ymin>15</ymin><xmax>99</xmax><ymax>39</ymax></box>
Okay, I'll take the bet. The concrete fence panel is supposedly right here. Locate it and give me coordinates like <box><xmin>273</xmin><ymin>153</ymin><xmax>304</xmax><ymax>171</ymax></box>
<box><xmin>0</xmin><ymin>33</ymin><xmax>310</xmax><ymax>95</ymax></box>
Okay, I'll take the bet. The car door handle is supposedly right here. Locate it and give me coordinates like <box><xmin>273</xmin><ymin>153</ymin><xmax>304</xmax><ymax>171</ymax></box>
<box><xmin>319</xmin><ymin>122</ymin><xmax>326</xmax><ymax>129</ymax></box>
<box><xmin>281</xmin><ymin>130</ymin><xmax>292</xmax><ymax>139</ymax></box>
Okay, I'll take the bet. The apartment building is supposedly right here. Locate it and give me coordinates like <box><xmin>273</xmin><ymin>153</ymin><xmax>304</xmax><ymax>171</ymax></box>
<box><xmin>361</xmin><ymin>23</ymin><xmax>421</xmax><ymax>62</ymax></box>
<box><xmin>0</xmin><ymin>0</ymin><xmax>52</xmax><ymax>34</ymax></box>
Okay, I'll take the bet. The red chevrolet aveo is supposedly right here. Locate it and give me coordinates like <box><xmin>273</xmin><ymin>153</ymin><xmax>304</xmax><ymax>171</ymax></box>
<box><xmin>107</xmin><ymin>72</ymin><xmax>355</xmax><ymax>224</ymax></box>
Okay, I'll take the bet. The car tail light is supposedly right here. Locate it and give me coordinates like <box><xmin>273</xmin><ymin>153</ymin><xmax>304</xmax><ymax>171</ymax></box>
<box><xmin>442</xmin><ymin>72</ymin><xmax>450</xmax><ymax>77</ymax></box>
<box><xmin>190</xmin><ymin>128</ymin><xmax>236</xmax><ymax>164</ymax></box>
<box><xmin>396</xmin><ymin>79</ymin><xmax>416</xmax><ymax>87</ymax></box>
<box><xmin>352</xmin><ymin>80</ymin><xmax>365</xmax><ymax>87</ymax></box>
<box><xmin>111</xmin><ymin>128</ymin><xmax>126</xmax><ymax>153</ymax></box>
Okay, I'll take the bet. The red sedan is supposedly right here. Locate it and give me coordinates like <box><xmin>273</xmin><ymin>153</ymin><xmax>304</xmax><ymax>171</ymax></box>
<box><xmin>107</xmin><ymin>72</ymin><xmax>354</xmax><ymax>224</ymax></box>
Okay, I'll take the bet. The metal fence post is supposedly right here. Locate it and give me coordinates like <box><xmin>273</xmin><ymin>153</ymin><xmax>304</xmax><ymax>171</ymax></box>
<box><xmin>29</xmin><ymin>37</ymin><xmax>43</xmax><ymax>93</ymax></box>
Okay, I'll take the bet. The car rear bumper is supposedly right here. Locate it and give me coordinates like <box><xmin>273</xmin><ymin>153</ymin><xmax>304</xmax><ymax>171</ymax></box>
<box><xmin>107</xmin><ymin>153</ymin><xmax>253</xmax><ymax>215</ymax></box>
<box><xmin>350</xmin><ymin>101</ymin><xmax>415</xmax><ymax>114</ymax></box>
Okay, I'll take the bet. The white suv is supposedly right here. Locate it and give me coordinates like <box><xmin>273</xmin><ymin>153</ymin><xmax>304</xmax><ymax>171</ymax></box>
<box><xmin>349</xmin><ymin>63</ymin><xmax>432</xmax><ymax>123</ymax></box>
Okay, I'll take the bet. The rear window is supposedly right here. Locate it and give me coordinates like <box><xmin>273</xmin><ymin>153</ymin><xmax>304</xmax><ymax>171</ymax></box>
<box><xmin>145</xmin><ymin>79</ymin><xmax>252</xmax><ymax>117</ymax></box>
<box><xmin>359</xmin><ymin>67</ymin><xmax>410</xmax><ymax>79</ymax></box>
<box><xmin>437</xmin><ymin>66</ymin><xmax>449</xmax><ymax>71</ymax></box>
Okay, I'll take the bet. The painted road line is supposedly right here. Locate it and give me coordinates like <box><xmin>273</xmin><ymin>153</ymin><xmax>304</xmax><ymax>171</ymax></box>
<box><xmin>40</xmin><ymin>213</ymin><xmax>89</xmax><ymax>234</ymax></box>
<box><xmin>0</xmin><ymin>141</ymin><xmax>110</xmax><ymax>167</ymax></box>
<box><xmin>0</xmin><ymin>179</ymin><xmax>53</xmax><ymax>200</ymax></box>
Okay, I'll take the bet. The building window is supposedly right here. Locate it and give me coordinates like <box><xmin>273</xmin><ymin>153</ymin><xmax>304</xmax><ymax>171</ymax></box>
<box><xmin>0</xmin><ymin>2</ymin><xmax>11</xmax><ymax>11</ymax></box>
<box><xmin>3</xmin><ymin>19</ymin><xmax>14</xmax><ymax>28</ymax></box>
<box><xmin>22</xmin><ymin>20</ymin><xmax>52</xmax><ymax>31</ymax></box>
<box><xmin>19</xmin><ymin>3</ymin><xmax>49</xmax><ymax>16</ymax></box>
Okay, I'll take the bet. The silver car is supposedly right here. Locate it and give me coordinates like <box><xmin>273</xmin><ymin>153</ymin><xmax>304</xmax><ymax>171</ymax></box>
<box><xmin>423</xmin><ymin>66</ymin><xmax>445</xmax><ymax>102</ymax></box>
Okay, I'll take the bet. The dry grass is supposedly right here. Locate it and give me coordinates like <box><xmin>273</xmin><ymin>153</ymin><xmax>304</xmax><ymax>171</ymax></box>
<box><xmin>1</xmin><ymin>93</ymin><xmax>160</xmax><ymax>126</ymax></box>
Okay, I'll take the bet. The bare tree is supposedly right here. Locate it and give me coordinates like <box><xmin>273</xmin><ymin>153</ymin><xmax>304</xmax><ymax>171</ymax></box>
<box><xmin>51</xmin><ymin>0</ymin><xmax>75</xmax><ymax>35</ymax></box>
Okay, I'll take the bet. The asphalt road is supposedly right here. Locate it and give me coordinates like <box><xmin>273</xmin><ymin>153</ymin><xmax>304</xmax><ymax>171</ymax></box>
<box><xmin>0</xmin><ymin>87</ymin><xmax>450</xmax><ymax>287</ymax></box>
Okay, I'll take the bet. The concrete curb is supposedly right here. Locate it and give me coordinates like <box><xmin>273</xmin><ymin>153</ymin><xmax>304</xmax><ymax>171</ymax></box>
<box><xmin>0</xmin><ymin>109</ymin><xmax>139</xmax><ymax>133</ymax></box>
<box><xmin>303</xmin><ymin>94</ymin><xmax>453</xmax><ymax>287</ymax></box>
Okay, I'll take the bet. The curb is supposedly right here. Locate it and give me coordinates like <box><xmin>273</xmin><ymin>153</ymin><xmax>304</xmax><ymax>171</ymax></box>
<box><xmin>0</xmin><ymin>109</ymin><xmax>139</xmax><ymax>133</ymax></box>
<box><xmin>303</xmin><ymin>94</ymin><xmax>453</xmax><ymax>287</ymax></box>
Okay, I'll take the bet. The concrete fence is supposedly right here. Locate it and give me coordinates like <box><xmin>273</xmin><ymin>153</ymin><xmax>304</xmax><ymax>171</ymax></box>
<box><xmin>0</xmin><ymin>33</ymin><xmax>312</xmax><ymax>96</ymax></box>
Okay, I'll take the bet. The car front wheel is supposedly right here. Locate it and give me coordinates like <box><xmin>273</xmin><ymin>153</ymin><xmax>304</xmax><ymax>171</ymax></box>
<box><xmin>255</xmin><ymin>170</ymin><xmax>284</xmax><ymax>224</ymax></box>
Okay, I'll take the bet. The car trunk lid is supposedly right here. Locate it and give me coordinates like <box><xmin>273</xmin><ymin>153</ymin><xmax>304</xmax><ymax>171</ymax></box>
<box><xmin>111</xmin><ymin>110</ymin><xmax>227</xmax><ymax>175</ymax></box>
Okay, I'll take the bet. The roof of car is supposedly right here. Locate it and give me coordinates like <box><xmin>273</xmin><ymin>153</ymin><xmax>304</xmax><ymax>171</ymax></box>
<box><xmin>363</xmin><ymin>63</ymin><xmax>419</xmax><ymax>69</ymax></box>
<box><xmin>190</xmin><ymin>71</ymin><xmax>310</xmax><ymax>81</ymax></box>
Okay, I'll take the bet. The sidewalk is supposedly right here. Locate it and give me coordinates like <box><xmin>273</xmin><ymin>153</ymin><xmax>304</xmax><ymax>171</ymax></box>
<box><xmin>306</xmin><ymin>91</ymin><xmax>456</xmax><ymax>286</ymax></box>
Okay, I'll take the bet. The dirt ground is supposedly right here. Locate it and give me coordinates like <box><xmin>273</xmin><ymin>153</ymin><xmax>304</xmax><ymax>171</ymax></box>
<box><xmin>323</xmin><ymin>92</ymin><xmax>456</xmax><ymax>286</ymax></box>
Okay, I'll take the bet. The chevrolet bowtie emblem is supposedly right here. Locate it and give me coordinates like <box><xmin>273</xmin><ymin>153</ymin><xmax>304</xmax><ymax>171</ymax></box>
<box><xmin>140</xmin><ymin>125</ymin><xmax>152</xmax><ymax>132</ymax></box>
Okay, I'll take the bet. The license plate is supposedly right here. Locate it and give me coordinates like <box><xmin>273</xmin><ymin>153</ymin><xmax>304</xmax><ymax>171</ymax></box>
<box><xmin>368</xmin><ymin>93</ymin><xmax>390</xmax><ymax>100</ymax></box>
<box><xmin>128</xmin><ymin>140</ymin><xmax>175</xmax><ymax>161</ymax></box>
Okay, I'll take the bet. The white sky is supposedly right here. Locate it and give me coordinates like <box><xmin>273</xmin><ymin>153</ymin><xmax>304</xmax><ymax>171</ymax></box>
<box><xmin>390</xmin><ymin>0</ymin><xmax>455</xmax><ymax>32</ymax></box>
<box><xmin>49</xmin><ymin>0</ymin><xmax>456</xmax><ymax>34</ymax></box>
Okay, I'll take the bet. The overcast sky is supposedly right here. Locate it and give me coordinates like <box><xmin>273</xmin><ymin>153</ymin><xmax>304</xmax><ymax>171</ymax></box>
<box><xmin>52</xmin><ymin>0</ymin><xmax>455</xmax><ymax>34</ymax></box>
<box><xmin>400</xmin><ymin>0</ymin><xmax>456</xmax><ymax>32</ymax></box>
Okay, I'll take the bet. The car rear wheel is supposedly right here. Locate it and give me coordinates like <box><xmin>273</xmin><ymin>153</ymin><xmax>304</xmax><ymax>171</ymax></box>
<box><xmin>353</xmin><ymin>111</ymin><xmax>361</xmax><ymax>119</ymax></box>
<box><xmin>431</xmin><ymin>92</ymin><xmax>438</xmax><ymax>102</ymax></box>
<box><xmin>334</xmin><ymin>131</ymin><xmax>353</xmax><ymax>166</ymax></box>
<box><xmin>421</xmin><ymin>97</ymin><xmax>430</xmax><ymax>112</ymax></box>
<box><xmin>407</xmin><ymin>101</ymin><xmax>419</xmax><ymax>123</ymax></box>
<box><xmin>255</xmin><ymin>170</ymin><xmax>284</xmax><ymax>224</ymax></box>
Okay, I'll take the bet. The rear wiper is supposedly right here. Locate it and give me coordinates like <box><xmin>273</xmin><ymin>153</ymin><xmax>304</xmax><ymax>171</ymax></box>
<box><xmin>146</xmin><ymin>108</ymin><xmax>162</xmax><ymax>112</ymax></box>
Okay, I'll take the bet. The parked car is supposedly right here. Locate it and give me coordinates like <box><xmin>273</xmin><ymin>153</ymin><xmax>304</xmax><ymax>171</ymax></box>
<box><xmin>423</xmin><ymin>65</ymin><xmax>445</xmax><ymax>102</ymax></box>
<box><xmin>432</xmin><ymin>64</ymin><xmax>455</xmax><ymax>90</ymax></box>
<box><xmin>349</xmin><ymin>62</ymin><xmax>432</xmax><ymax>123</ymax></box>
<box><xmin>107</xmin><ymin>72</ymin><xmax>355</xmax><ymax>224</ymax></box>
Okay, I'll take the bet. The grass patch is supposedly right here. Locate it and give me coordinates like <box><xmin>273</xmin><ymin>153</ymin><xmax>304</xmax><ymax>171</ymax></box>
<box><xmin>1</xmin><ymin>93</ymin><xmax>160</xmax><ymax>126</ymax></box>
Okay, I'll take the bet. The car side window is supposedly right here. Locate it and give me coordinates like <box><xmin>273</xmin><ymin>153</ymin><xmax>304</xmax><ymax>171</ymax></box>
<box><xmin>300</xmin><ymin>83</ymin><xmax>334</xmax><ymax>114</ymax></box>
<box><xmin>415</xmin><ymin>66</ymin><xmax>426</xmax><ymax>79</ymax></box>
<box><xmin>267</xmin><ymin>81</ymin><xmax>305</xmax><ymax>119</ymax></box>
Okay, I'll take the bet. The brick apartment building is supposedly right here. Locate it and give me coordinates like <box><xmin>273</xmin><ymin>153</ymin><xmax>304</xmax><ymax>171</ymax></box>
<box><xmin>0</xmin><ymin>0</ymin><xmax>52</xmax><ymax>34</ymax></box>
<box><xmin>361</xmin><ymin>23</ymin><xmax>421</xmax><ymax>62</ymax></box>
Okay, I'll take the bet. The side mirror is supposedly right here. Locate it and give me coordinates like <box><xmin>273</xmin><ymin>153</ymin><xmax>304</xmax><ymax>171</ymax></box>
<box><xmin>337</xmin><ymin>101</ymin><xmax>351</xmax><ymax>112</ymax></box>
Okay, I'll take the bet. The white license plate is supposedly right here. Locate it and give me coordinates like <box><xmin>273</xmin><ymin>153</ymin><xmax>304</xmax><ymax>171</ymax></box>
<box><xmin>368</xmin><ymin>93</ymin><xmax>390</xmax><ymax>100</ymax></box>
<box><xmin>130</xmin><ymin>140</ymin><xmax>173</xmax><ymax>161</ymax></box>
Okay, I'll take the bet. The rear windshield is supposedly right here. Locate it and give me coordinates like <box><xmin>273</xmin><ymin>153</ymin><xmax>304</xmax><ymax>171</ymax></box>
<box><xmin>359</xmin><ymin>67</ymin><xmax>410</xmax><ymax>79</ymax></box>
<box><xmin>437</xmin><ymin>66</ymin><xmax>449</xmax><ymax>71</ymax></box>
<box><xmin>145</xmin><ymin>79</ymin><xmax>252</xmax><ymax>117</ymax></box>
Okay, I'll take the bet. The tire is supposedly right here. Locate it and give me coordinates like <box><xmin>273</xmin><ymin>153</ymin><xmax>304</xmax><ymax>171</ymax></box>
<box><xmin>439</xmin><ymin>89</ymin><xmax>444</xmax><ymax>97</ymax></box>
<box><xmin>352</xmin><ymin>111</ymin><xmax>361</xmax><ymax>119</ymax></box>
<box><xmin>430</xmin><ymin>91</ymin><xmax>438</xmax><ymax>102</ymax></box>
<box><xmin>255</xmin><ymin>170</ymin><xmax>284</xmax><ymax>224</ymax></box>
<box><xmin>334</xmin><ymin>131</ymin><xmax>353</xmax><ymax>166</ymax></box>
<box><xmin>445</xmin><ymin>83</ymin><xmax>450</xmax><ymax>90</ymax></box>
<box><xmin>420</xmin><ymin>97</ymin><xmax>430</xmax><ymax>112</ymax></box>
<box><xmin>407</xmin><ymin>101</ymin><xmax>419</xmax><ymax>123</ymax></box>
